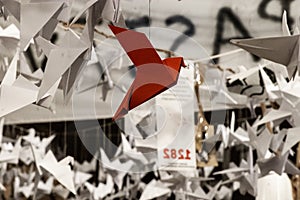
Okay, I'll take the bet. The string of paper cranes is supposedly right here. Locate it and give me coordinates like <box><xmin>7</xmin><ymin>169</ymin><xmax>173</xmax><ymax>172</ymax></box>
<box><xmin>0</xmin><ymin>0</ymin><xmax>300</xmax><ymax>199</ymax></box>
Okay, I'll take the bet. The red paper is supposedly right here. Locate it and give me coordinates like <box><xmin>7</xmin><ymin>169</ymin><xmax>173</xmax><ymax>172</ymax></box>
<box><xmin>109</xmin><ymin>25</ymin><xmax>186</xmax><ymax>120</ymax></box>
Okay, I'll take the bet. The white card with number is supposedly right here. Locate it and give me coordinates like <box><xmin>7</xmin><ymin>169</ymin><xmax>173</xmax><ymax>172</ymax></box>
<box><xmin>156</xmin><ymin>65</ymin><xmax>196</xmax><ymax>170</ymax></box>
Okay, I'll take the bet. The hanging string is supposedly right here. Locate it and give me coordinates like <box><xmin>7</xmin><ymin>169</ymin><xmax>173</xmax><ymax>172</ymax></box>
<box><xmin>148</xmin><ymin>0</ymin><xmax>151</xmax><ymax>38</ymax></box>
<box><xmin>108</xmin><ymin>121</ymin><xmax>112</xmax><ymax>141</ymax></box>
<box><xmin>64</xmin><ymin>121</ymin><xmax>67</xmax><ymax>156</ymax></box>
<box><xmin>12</xmin><ymin>125</ymin><xmax>15</xmax><ymax>138</ymax></box>
<box><xmin>103</xmin><ymin>119</ymin><xmax>106</xmax><ymax>151</ymax></box>
<box><xmin>47</xmin><ymin>121</ymin><xmax>52</xmax><ymax>149</ymax></box>
<box><xmin>74</xmin><ymin>128</ymin><xmax>77</xmax><ymax>160</ymax></box>
<box><xmin>60</xmin><ymin>22</ymin><xmax>243</xmax><ymax>69</ymax></box>
<box><xmin>20</xmin><ymin>126</ymin><xmax>23</xmax><ymax>136</ymax></box>
<box><xmin>49</xmin><ymin>121</ymin><xmax>52</xmax><ymax>137</ymax></box>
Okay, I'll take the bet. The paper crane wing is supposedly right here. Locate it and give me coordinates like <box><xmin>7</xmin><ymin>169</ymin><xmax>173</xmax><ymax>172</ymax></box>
<box><xmin>0</xmin><ymin>138</ymin><xmax>21</xmax><ymax>164</ymax></box>
<box><xmin>282</xmin><ymin>127</ymin><xmax>300</xmax><ymax>155</ymax></box>
<box><xmin>20</xmin><ymin>1</ymin><xmax>64</xmax><ymax>50</ymax></box>
<box><xmin>0</xmin><ymin>0</ymin><xmax>20</xmax><ymax>21</ymax></box>
<box><xmin>257</xmin><ymin>153</ymin><xmax>289</xmax><ymax>176</ymax></box>
<box><xmin>231</xmin><ymin>35</ymin><xmax>299</xmax><ymax>67</ymax></box>
<box><xmin>109</xmin><ymin>25</ymin><xmax>164</xmax><ymax>67</ymax></box>
<box><xmin>109</xmin><ymin>25</ymin><xmax>186</xmax><ymax>120</ymax></box>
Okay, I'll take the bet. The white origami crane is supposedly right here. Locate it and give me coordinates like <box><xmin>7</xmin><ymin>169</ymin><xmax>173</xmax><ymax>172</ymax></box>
<box><xmin>39</xmin><ymin>150</ymin><xmax>76</xmax><ymax>195</ymax></box>
<box><xmin>0</xmin><ymin>52</ymin><xmax>53</xmax><ymax>118</ymax></box>
<box><xmin>74</xmin><ymin>170</ymin><xmax>92</xmax><ymax>189</ymax></box>
<box><xmin>231</xmin><ymin>11</ymin><xmax>300</xmax><ymax>78</ymax></box>
<box><xmin>0</xmin><ymin>138</ymin><xmax>21</xmax><ymax>164</ymax></box>
<box><xmin>84</xmin><ymin>174</ymin><xmax>114</xmax><ymax>200</ymax></box>
<box><xmin>201</xmin><ymin>69</ymin><xmax>249</xmax><ymax>109</ymax></box>
<box><xmin>140</xmin><ymin>179</ymin><xmax>171</xmax><ymax>200</ymax></box>
<box><xmin>22</xmin><ymin>129</ymin><xmax>55</xmax><ymax>153</ymax></box>
<box><xmin>37</xmin><ymin>176</ymin><xmax>54</xmax><ymax>194</ymax></box>
<box><xmin>0</xmin><ymin>0</ymin><xmax>70</xmax><ymax>50</ymax></box>
<box><xmin>35</xmin><ymin>29</ymin><xmax>89</xmax><ymax>102</ymax></box>
<box><xmin>0</xmin><ymin>24</ymin><xmax>20</xmax><ymax>58</ymax></box>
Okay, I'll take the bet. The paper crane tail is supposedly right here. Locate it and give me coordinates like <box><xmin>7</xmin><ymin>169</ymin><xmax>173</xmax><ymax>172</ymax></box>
<box><xmin>113</xmin><ymin>57</ymin><xmax>186</xmax><ymax>121</ymax></box>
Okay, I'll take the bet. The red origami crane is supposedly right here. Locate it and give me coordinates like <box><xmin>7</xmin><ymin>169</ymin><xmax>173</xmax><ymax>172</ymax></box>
<box><xmin>109</xmin><ymin>25</ymin><xmax>186</xmax><ymax>120</ymax></box>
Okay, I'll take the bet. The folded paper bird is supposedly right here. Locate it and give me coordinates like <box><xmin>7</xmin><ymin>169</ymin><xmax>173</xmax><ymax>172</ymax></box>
<box><xmin>231</xmin><ymin>35</ymin><xmax>299</xmax><ymax>78</ymax></box>
<box><xmin>109</xmin><ymin>25</ymin><xmax>186</xmax><ymax>120</ymax></box>
<box><xmin>230</xmin><ymin>12</ymin><xmax>300</xmax><ymax>78</ymax></box>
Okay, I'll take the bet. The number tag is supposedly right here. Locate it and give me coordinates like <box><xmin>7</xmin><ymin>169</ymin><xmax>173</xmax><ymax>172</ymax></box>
<box><xmin>157</xmin><ymin>65</ymin><xmax>196</xmax><ymax>170</ymax></box>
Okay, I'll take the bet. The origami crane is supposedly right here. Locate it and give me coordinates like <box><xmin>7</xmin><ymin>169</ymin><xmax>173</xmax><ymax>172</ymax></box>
<box><xmin>231</xmin><ymin>11</ymin><xmax>300</xmax><ymax>78</ymax></box>
<box><xmin>109</xmin><ymin>25</ymin><xmax>186</xmax><ymax>120</ymax></box>
<box><xmin>0</xmin><ymin>52</ymin><xmax>53</xmax><ymax>117</ymax></box>
<box><xmin>0</xmin><ymin>0</ymin><xmax>70</xmax><ymax>51</ymax></box>
<box><xmin>35</xmin><ymin>30</ymin><xmax>89</xmax><ymax>103</ymax></box>
<box><xmin>39</xmin><ymin>151</ymin><xmax>76</xmax><ymax>195</ymax></box>
<box><xmin>231</xmin><ymin>35</ymin><xmax>300</xmax><ymax>78</ymax></box>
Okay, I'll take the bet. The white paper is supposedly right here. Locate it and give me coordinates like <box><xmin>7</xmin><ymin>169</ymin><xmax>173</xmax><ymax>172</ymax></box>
<box><xmin>157</xmin><ymin>66</ymin><xmax>196</xmax><ymax>170</ymax></box>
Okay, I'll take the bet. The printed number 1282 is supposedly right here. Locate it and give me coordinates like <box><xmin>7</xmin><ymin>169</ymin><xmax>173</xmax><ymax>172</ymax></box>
<box><xmin>163</xmin><ymin>148</ymin><xmax>191</xmax><ymax>160</ymax></box>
